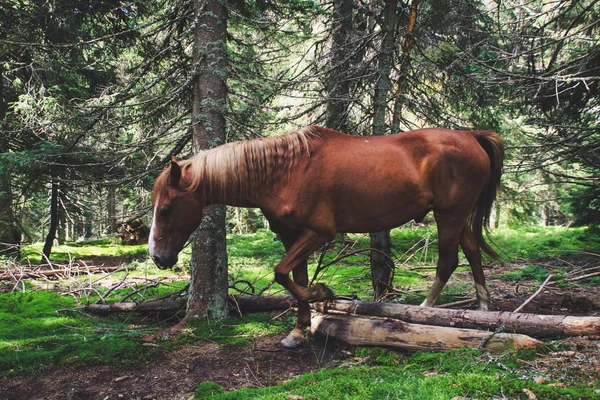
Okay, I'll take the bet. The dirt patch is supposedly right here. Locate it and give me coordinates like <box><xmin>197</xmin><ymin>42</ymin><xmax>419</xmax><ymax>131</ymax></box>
<box><xmin>485</xmin><ymin>261</ymin><xmax>600</xmax><ymax>316</ymax></box>
<box><xmin>0</xmin><ymin>334</ymin><xmax>348</xmax><ymax>400</ymax></box>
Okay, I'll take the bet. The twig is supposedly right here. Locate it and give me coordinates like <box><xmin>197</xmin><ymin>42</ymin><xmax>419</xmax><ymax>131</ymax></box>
<box><xmin>565</xmin><ymin>270</ymin><xmax>600</xmax><ymax>282</ymax></box>
<box><xmin>229</xmin><ymin>279</ymin><xmax>256</xmax><ymax>295</ymax></box>
<box><xmin>436</xmin><ymin>298</ymin><xmax>477</xmax><ymax>309</ymax></box>
<box><xmin>97</xmin><ymin>268</ymin><xmax>130</xmax><ymax>303</ymax></box>
<box><xmin>514</xmin><ymin>274</ymin><xmax>553</xmax><ymax>313</ymax></box>
<box><xmin>310</xmin><ymin>247</ymin><xmax>396</xmax><ymax>285</ymax></box>
<box><xmin>229</xmin><ymin>294</ymin><xmax>243</xmax><ymax>317</ymax></box>
<box><xmin>120</xmin><ymin>280</ymin><xmax>161</xmax><ymax>302</ymax></box>
<box><xmin>39</xmin><ymin>251</ymin><xmax>55</xmax><ymax>270</ymax></box>
<box><xmin>152</xmin><ymin>283</ymin><xmax>189</xmax><ymax>301</ymax></box>
<box><xmin>91</xmin><ymin>266</ymin><xmax>128</xmax><ymax>284</ymax></box>
<box><xmin>407</xmin><ymin>265</ymin><xmax>437</xmax><ymax>270</ymax></box>
<box><xmin>8</xmin><ymin>268</ymin><xmax>25</xmax><ymax>293</ymax></box>
<box><xmin>270</xmin><ymin>307</ymin><xmax>293</xmax><ymax>321</ymax></box>
<box><xmin>256</xmin><ymin>280</ymin><xmax>275</xmax><ymax>296</ymax></box>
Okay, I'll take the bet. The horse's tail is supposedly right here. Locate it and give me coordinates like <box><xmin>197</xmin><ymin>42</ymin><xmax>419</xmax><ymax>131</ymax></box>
<box><xmin>470</xmin><ymin>131</ymin><xmax>505</xmax><ymax>260</ymax></box>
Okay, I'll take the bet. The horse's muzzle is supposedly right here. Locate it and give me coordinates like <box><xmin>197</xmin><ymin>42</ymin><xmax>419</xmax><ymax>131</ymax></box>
<box><xmin>150</xmin><ymin>251</ymin><xmax>178</xmax><ymax>270</ymax></box>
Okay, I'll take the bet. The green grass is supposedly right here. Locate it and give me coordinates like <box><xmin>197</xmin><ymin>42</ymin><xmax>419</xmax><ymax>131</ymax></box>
<box><xmin>4</xmin><ymin>224</ymin><xmax>600</xmax><ymax>397</ymax></box>
<box><xmin>181</xmin><ymin>313</ymin><xmax>294</xmax><ymax>347</ymax></box>
<box><xmin>205</xmin><ymin>349</ymin><xmax>598</xmax><ymax>399</ymax></box>
<box><xmin>0</xmin><ymin>290</ymin><xmax>160</xmax><ymax>376</ymax></box>
<box><xmin>21</xmin><ymin>238</ymin><xmax>148</xmax><ymax>264</ymax></box>
<box><xmin>0</xmin><ymin>289</ymin><xmax>294</xmax><ymax>377</ymax></box>
<box><xmin>494</xmin><ymin>264</ymin><xmax>552</xmax><ymax>283</ymax></box>
<box><xmin>493</xmin><ymin>226</ymin><xmax>600</xmax><ymax>262</ymax></box>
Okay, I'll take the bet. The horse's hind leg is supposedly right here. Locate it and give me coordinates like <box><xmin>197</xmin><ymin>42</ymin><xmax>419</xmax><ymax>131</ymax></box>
<box><xmin>421</xmin><ymin>212</ymin><xmax>462</xmax><ymax>308</ymax></box>
<box><xmin>460</xmin><ymin>227</ymin><xmax>490</xmax><ymax>311</ymax></box>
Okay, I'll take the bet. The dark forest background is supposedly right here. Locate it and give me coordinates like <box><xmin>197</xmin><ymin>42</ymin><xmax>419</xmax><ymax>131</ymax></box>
<box><xmin>1</xmin><ymin>0</ymin><xmax>599</xmax><ymax>255</ymax></box>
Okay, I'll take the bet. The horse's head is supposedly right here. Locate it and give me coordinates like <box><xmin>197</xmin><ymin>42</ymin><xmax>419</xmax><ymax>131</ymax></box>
<box><xmin>148</xmin><ymin>157</ymin><xmax>205</xmax><ymax>269</ymax></box>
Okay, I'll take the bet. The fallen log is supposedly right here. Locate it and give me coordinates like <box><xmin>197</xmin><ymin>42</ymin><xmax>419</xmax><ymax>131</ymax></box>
<box><xmin>230</xmin><ymin>295</ymin><xmax>600</xmax><ymax>338</ymax></box>
<box><xmin>229</xmin><ymin>294</ymin><xmax>296</xmax><ymax>313</ymax></box>
<box><xmin>85</xmin><ymin>299</ymin><xmax>186</xmax><ymax>315</ymax></box>
<box><xmin>83</xmin><ymin>295</ymin><xmax>290</xmax><ymax>316</ymax></box>
<box><xmin>82</xmin><ymin>295</ymin><xmax>600</xmax><ymax>339</ymax></box>
<box><xmin>310</xmin><ymin>314</ymin><xmax>541</xmax><ymax>351</ymax></box>
<box><xmin>313</xmin><ymin>299</ymin><xmax>600</xmax><ymax>338</ymax></box>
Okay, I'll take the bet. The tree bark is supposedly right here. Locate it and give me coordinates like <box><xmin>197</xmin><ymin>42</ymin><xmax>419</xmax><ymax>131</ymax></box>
<box><xmin>369</xmin><ymin>0</ymin><xmax>398</xmax><ymax>299</ymax></box>
<box><xmin>325</xmin><ymin>0</ymin><xmax>354</xmax><ymax>133</ymax></box>
<box><xmin>370</xmin><ymin>231</ymin><xmax>394</xmax><ymax>299</ymax></box>
<box><xmin>188</xmin><ymin>0</ymin><xmax>229</xmax><ymax>320</ymax></box>
<box><xmin>106</xmin><ymin>186</ymin><xmax>117</xmax><ymax>234</ymax></box>
<box><xmin>391</xmin><ymin>0</ymin><xmax>420</xmax><ymax>133</ymax></box>
<box><xmin>311</xmin><ymin>314</ymin><xmax>541</xmax><ymax>351</ymax></box>
<box><xmin>42</xmin><ymin>181</ymin><xmax>59</xmax><ymax>262</ymax></box>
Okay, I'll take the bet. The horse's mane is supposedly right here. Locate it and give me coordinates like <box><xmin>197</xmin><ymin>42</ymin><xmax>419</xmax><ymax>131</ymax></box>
<box><xmin>154</xmin><ymin>126</ymin><xmax>324</xmax><ymax>204</ymax></box>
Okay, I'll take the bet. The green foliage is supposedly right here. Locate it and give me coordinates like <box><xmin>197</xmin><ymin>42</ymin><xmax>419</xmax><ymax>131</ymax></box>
<box><xmin>570</xmin><ymin>186</ymin><xmax>600</xmax><ymax>229</ymax></box>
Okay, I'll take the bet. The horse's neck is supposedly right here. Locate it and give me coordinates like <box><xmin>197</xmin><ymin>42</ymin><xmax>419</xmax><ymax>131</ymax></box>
<box><xmin>195</xmin><ymin>130</ymin><xmax>321</xmax><ymax>208</ymax></box>
<box><xmin>198</xmin><ymin>160</ymin><xmax>275</xmax><ymax>208</ymax></box>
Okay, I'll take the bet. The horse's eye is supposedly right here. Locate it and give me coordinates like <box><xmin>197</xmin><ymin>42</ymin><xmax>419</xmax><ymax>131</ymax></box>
<box><xmin>159</xmin><ymin>206</ymin><xmax>171</xmax><ymax>219</ymax></box>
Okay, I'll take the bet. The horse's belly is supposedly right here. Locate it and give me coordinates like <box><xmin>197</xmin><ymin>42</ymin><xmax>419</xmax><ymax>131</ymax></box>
<box><xmin>334</xmin><ymin>198</ymin><xmax>432</xmax><ymax>233</ymax></box>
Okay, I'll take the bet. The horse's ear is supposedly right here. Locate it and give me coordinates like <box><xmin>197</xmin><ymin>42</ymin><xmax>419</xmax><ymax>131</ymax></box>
<box><xmin>170</xmin><ymin>156</ymin><xmax>181</xmax><ymax>185</ymax></box>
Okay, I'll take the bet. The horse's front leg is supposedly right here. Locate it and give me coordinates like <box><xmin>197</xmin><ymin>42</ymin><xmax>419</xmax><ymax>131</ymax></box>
<box><xmin>286</xmin><ymin>261</ymin><xmax>310</xmax><ymax>348</ymax></box>
<box><xmin>274</xmin><ymin>229</ymin><xmax>333</xmax><ymax>349</ymax></box>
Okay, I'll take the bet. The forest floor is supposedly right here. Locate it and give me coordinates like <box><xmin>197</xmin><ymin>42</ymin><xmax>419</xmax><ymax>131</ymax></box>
<box><xmin>1</xmin><ymin>257</ymin><xmax>599</xmax><ymax>400</ymax></box>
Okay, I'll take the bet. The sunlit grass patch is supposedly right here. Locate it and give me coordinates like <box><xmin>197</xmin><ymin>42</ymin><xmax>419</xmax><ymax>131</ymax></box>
<box><xmin>21</xmin><ymin>240</ymin><xmax>148</xmax><ymax>264</ymax></box>
<box><xmin>0</xmin><ymin>291</ymin><xmax>161</xmax><ymax>376</ymax></box>
<box><xmin>493</xmin><ymin>226</ymin><xmax>600</xmax><ymax>261</ymax></box>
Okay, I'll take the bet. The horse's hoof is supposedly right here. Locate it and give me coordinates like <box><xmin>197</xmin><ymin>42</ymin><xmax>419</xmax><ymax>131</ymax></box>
<box><xmin>281</xmin><ymin>332</ymin><xmax>306</xmax><ymax>349</ymax></box>
<box><xmin>307</xmin><ymin>283</ymin><xmax>334</xmax><ymax>301</ymax></box>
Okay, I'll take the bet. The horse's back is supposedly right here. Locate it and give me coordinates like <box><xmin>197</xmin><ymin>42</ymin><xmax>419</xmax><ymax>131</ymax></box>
<box><xmin>315</xmin><ymin>127</ymin><xmax>491</xmax><ymax>178</ymax></box>
<box><xmin>296</xmin><ymin>127</ymin><xmax>495</xmax><ymax>231</ymax></box>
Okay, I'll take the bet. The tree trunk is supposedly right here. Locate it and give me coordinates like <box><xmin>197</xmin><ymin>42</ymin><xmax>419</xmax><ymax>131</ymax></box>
<box><xmin>42</xmin><ymin>181</ymin><xmax>59</xmax><ymax>262</ymax></box>
<box><xmin>0</xmin><ymin>65</ymin><xmax>20</xmax><ymax>257</ymax></box>
<box><xmin>311</xmin><ymin>314</ymin><xmax>541</xmax><ymax>351</ymax></box>
<box><xmin>370</xmin><ymin>231</ymin><xmax>394</xmax><ymax>299</ymax></box>
<box><xmin>106</xmin><ymin>186</ymin><xmax>117</xmax><ymax>234</ymax></box>
<box><xmin>325</xmin><ymin>0</ymin><xmax>354</xmax><ymax>133</ymax></box>
<box><xmin>391</xmin><ymin>0</ymin><xmax>420</xmax><ymax>133</ymax></box>
<box><xmin>187</xmin><ymin>0</ymin><xmax>229</xmax><ymax>320</ymax></box>
<box><xmin>369</xmin><ymin>0</ymin><xmax>398</xmax><ymax>299</ymax></box>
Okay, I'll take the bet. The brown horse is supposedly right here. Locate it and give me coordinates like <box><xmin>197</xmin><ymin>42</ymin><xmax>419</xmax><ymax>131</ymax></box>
<box><xmin>149</xmin><ymin>126</ymin><xmax>504</xmax><ymax>348</ymax></box>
